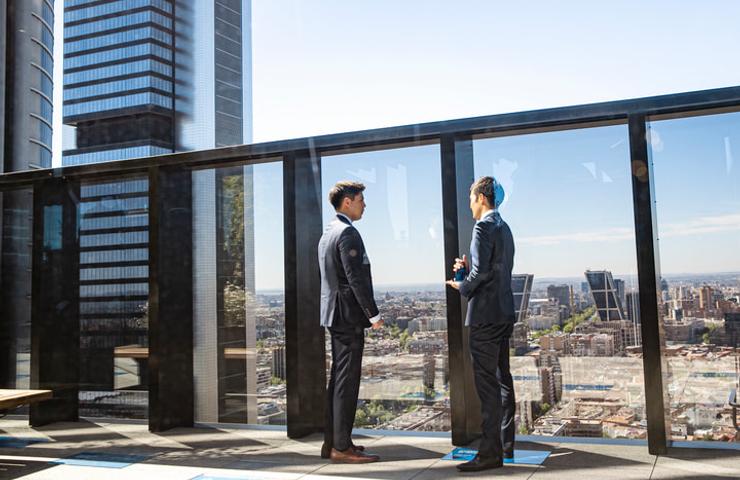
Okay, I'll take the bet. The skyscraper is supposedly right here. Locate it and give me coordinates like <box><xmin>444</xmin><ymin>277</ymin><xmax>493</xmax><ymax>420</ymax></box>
<box><xmin>614</xmin><ymin>278</ymin><xmax>625</xmax><ymax>305</ymax></box>
<box><xmin>4</xmin><ymin>0</ymin><xmax>55</xmax><ymax>170</ymax></box>
<box><xmin>512</xmin><ymin>274</ymin><xmax>534</xmax><ymax>324</ymax></box>
<box><xmin>625</xmin><ymin>291</ymin><xmax>640</xmax><ymax>323</ymax></box>
<box><xmin>1</xmin><ymin>0</ymin><xmax>55</xmax><ymax>389</ymax></box>
<box><xmin>63</xmin><ymin>0</ymin><xmax>176</xmax><ymax>416</ymax></box>
<box><xmin>547</xmin><ymin>283</ymin><xmax>572</xmax><ymax>317</ymax></box>
<box><xmin>699</xmin><ymin>285</ymin><xmax>713</xmax><ymax>310</ymax></box>
<box><xmin>585</xmin><ymin>270</ymin><xmax>625</xmax><ymax>321</ymax></box>
<box><xmin>61</xmin><ymin>0</ymin><xmax>254</xmax><ymax>421</ymax></box>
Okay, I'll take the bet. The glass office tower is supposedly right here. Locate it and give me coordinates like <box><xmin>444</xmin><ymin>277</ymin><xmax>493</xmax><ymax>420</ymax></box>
<box><xmin>1</xmin><ymin>0</ymin><xmax>55</xmax><ymax>390</ymax></box>
<box><xmin>512</xmin><ymin>274</ymin><xmax>534</xmax><ymax>324</ymax></box>
<box><xmin>585</xmin><ymin>270</ymin><xmax>626</xmax><ymax>322</ymax></box>
<box><xmin>61</xmin><ymin>0</ymin><xmax>254</xmax><ymax>419</ymax></box>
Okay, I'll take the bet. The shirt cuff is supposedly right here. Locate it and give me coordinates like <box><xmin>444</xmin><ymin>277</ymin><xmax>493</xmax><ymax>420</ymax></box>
<box><xmin>368</xmin><ymin>314</ymin><xmax>381</xmax><ymax>324</ymax></box>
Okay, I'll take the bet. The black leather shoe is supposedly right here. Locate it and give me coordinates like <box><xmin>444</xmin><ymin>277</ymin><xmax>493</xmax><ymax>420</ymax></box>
<box><xmin>456</xmin><ymin>454</ymin><xmax>503</xmax><ymax>472</ymax></box>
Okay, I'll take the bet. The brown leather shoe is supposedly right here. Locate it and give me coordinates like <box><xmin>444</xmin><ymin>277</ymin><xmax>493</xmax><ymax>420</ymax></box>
<box><xmin>321</xmin><ymin>443</ymin><xmax>365</xmax><ymax>458</ymax></box>
<box><xmin>330</xmin><ymin>447</ymin><xmax>380</xmax><ymax>464</ymax></box>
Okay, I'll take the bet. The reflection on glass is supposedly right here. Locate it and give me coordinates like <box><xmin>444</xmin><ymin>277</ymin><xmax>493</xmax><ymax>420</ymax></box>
<box><xmin>78</xmin><ymin>177</ymin><xmax>149</xmax><ymax>418</ymax></box>
<box><xmin>321</xmin><ymin>145</ymin><xmax>449</xmax><ymax>431</ymax></box>
<box><xmin>474</xmin><ymin>125</ymin><xmax>645</xmax><ymax>439</ymax></box>
<box><xmin>0</xmin><ymin>189</ymin><xmax>34</xmax><ymax>390</ymax></box>
<box><xmin>193</xmin><ymin>162</ymin><xmax>285</xmax><ymax>424</ymax></box>
<box><xmin>650</xmin><ymin>112</ymin><xmax>740</xmax><ymax>443</ymax></box>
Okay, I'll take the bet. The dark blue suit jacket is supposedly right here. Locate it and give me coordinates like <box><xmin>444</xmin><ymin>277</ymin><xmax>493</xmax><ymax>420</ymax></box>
<box><xmin>459</xmin><ymin>211</ymin><xmax>516</xmax><ymax>327</ymax></box>
<box><xmin>318</xmin><ymin>215</ymin><xmax>379</xmax><ymax>331</ymax></box>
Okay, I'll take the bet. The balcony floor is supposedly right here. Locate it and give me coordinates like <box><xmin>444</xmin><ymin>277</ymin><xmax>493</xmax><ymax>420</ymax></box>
<box><xmin>1</xmin><ymin>418</ymin><xmax>739</xmax><ymax>479</ymax></box>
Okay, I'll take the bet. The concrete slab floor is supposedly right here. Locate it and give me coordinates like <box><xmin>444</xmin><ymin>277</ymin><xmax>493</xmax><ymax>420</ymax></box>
<box><xmin>0</xmin><ymin>420</ymin><xmax>738</xmax><ymax>479</ymax></box>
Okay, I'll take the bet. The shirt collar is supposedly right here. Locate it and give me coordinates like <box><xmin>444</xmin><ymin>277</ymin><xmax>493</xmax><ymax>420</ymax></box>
<box><xmin>336</xmin><ymin>213</ymin><xmax>352</xmax><ymax>225</ymax></box>
<box><xmin>479</xmin><ymin>209</ymin><xmax>496</xmax><ymax>221</ymax></box>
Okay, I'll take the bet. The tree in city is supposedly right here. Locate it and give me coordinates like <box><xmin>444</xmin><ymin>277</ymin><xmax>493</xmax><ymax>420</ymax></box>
<box><xmin>399</xmin><ymin>330</ymin><xmax>411</xmax><ymax>351</ymax></box>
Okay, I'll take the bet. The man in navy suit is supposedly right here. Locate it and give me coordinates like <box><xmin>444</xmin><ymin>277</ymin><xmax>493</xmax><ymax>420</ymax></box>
<box><xmin>447</xmin><ymin>176</ymin><xmax>516</xmax><ymax>472</ymax></box>
<box><xmin>318</xmin><ymin>181</ymin><xmax>384</xmax><ymax>464</ymax></box>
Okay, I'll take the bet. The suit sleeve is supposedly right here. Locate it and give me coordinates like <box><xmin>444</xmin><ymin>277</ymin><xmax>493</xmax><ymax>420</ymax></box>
<box><xmin>338</xmin><ymin>228</ymin><xmax>380</xmax><ymax>319</ymax></box>
<box><xmin>459</xmin><ymin>223</ymin><xmax>493</xmax><ymax>298</ymax></box>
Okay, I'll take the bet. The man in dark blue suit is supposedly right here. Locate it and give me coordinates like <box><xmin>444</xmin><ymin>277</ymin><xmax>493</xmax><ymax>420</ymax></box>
<box><xmin>447</xmin><ymin>176</ymin><xmax>516</xmax><ymax>472</ymax></box>
<box><xmin>318</xmin><ymin>181</ymin><xmax>384</xmax><ymax>464</ymax></box>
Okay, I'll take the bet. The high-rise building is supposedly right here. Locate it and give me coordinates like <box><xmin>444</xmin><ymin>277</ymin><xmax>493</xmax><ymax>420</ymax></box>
<box><xmin>512</xmin><ymin>274</ymin><xmax>534</xmax><ymax>324</ymax></box>
<box><xmin>4</xmin><ymin>0</ymin><xmax>55</xmax><ymax>170</ymax></box>
<box><xmin>61</xmin><ymin>0</ymin><xmax>254</xmax><ymax>422</ymax></box>
<box><xmin>271</xmin><ymin>346</ymin><xmax>286</xmax><ymax>380</ymax></box>
<box><xmin>1</xmin><ymin>0</ymin><xmax>55</xmax><ymax>389</ymax></box>
<box><xmin>62</xmin><ymin>0</ymin><xmax>177</xmax><ymax>414</ymax></box>
<box><xmin>511</xmin><ymin>321</ymin><xmax>529</xmax><ymax>355</ymax></box>
<box><xmin>539</xmin><ymin>365</ymin><xmax>562</xmax><ymax>406</ymax></box>
<box><xmin>624</xmin><ymin>291</ymin><xmax>642</xmax><ymax>347</ymax></box>
<box><xmin>724</xmin><ymin>312</ymin><xmax>740</xmax><ymax>348</ymax></box>
<box><xmin>625</xmin><ymin>292</ymin><xmax>640</xmax><ymax>323</ymax></box>
<box><xmin>547</xmin><ymin>284</ymin><xmax>571</xmax><ymax>310</ymax></box>
<box><xmin>585</xmin><ymin>270</ymin><xmax>625</xmax><ymax>321</ymax></box>
<box><xmin>699</xmin><ymin>286</ymin><xmax>713</xmax><ymax>310</ymax></box>
<box><xmin>614</xmin><ymin>279</ymin><xmax>625</xmax><ymax>305</ymax></box>
<box><xmin>423</xmin><ymin>352</ymin><xmax>435</xmax><ymax>392</ymax></box>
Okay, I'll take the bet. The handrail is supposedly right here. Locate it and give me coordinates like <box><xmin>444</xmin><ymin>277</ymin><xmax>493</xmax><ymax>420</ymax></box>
<box><xmin>2</xmin><ymin>85</ymin><xmax>740</xmax><ymax>190</ymax></box>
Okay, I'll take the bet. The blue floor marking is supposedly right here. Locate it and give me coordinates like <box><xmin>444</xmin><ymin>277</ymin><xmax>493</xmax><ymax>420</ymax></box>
<box><xmin>53</xmin><ymin>451</ymin><xmax>151</xmax><ymax>469</ymax></box>
<box><xmin>442</xmin><ymin>448</ymin><xmax>477</xmax><ymax>461</ymax></box>
<box><xmin>443</xmin><ymin>447</ymin><xmax>550</xmax><ymax>465</ymax></box>
<box><xmin>0</xmin><ymin>436</ymin><xmax>49</xmax><ymax>448</ymax></box>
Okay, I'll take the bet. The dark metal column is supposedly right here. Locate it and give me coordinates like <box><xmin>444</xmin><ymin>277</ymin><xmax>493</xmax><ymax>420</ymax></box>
<box><xmin>441</xmin><ymin>134</ymin><xmax>481</xmax><ymax>445</ymax></box>
<box><xmin>0</xmin><ymin>0</ymin><xmax>5</xmax><ymax>387</ymax></box>
<box><xmin>283</xmin><ymin>150</ymin><xmax>326</xmax><ymax>438</ymax></box>
<box><xmin>29</xmin><ymin>177</ymin><xmax>80</xmax><ymax>427</ymax></box>
<box><xmin>148</xmin><ymin>166</ymin><xmax>194</xmax><ymax>432</ymax></box>
<box><xmin>628</xmin><ymin>114</ymin><xmax>670</xmax><ymax>455</ymax></box>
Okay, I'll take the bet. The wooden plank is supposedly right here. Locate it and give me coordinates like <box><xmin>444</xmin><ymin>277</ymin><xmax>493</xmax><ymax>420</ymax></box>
<box><xmin>113</xmin><ymin>345</ymin><xmax>149</xmax><ymax>359</ymax></box>
<box><xmin>0</xmin><ymin>389</ymin><xmax>53</xmax><ymax>410</ymax></box>
<box><xmin>113</xmin><ymin>346</ymin><xmax>252</xmax><ymax>360</ymax></box>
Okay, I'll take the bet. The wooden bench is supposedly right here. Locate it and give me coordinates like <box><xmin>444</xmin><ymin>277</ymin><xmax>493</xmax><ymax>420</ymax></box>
<box><xmin>0</xmin><ymin>389</ymin><xmax>53</xmax><ymax>413</ymax></box>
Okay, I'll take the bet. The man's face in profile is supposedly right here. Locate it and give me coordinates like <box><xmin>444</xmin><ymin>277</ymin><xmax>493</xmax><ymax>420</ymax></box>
<box><xmin>345</xmin><ymin>192</ymin><xmax>366</xmax><ymax>221</ymax></box>
<box><xmin>469</xmin><ymin>192</ymin><xmax>486</xmax><ymax>220</ymax></box>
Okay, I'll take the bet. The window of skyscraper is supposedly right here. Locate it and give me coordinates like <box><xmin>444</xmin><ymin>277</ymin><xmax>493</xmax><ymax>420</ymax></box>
<box><xmin>473</xmin><ymin>125</ymin><xmax>645</xmax><ymax>440</ymax></box>
<box><xmin>650</xmin><ymin>112</ymin><xmax>740</xmax><ymax>443</ymax></box>
<box><xmin>320</xmin><ymin>145</ymin><xmax>450</xmax><ymax>432</ymax></box>
<box><xmin>192</xmin><ymin>161</ymin><xmax>286</xmax><ymax>425</ymax></box>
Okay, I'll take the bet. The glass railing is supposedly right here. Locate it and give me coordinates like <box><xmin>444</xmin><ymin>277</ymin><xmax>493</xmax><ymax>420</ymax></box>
<box><xmin>1</xmin><ymin>87</ymin><xmax>739</xmax><ymax>452</ymax></box>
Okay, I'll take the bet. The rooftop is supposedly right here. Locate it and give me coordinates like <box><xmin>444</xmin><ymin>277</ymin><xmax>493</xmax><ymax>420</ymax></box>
<box><xmin>1</xmin><ymin>419</ymin><xmax>738</xmax><ymax>479</ymax></box>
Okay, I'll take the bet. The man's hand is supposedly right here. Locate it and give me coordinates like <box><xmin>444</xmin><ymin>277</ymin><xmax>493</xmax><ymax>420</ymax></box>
<box><xmin>453</xmin><ymin>254</ymin><xmax>468</xmax><ymax>273</ymax></box>
<box><xmin>446</xmin><ymin>280</ymin><xmax>460</xmax><ymax>290</ymax></box>
<box><xmin>371</xmin><ymin>318</ymin><xmax>384</xmax><ymax>330</ymax></box>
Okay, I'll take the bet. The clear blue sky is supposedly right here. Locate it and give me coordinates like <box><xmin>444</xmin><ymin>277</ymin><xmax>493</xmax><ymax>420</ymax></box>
<box><xmin>51</xmin><ymin>1</ymin><xmax>740</xmax><ymax>287</ymax></box>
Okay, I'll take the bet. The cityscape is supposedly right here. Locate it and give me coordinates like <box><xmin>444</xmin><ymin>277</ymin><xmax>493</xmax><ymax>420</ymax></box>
<box><xmin>239</xmin><ymin>270</ymin><xmax>739</xmax><ymax>442</ymax></box>
<box><xmin>0</xmin><ymin>0</ymin><xmax>737</xmax><ymax>454</ymax></box>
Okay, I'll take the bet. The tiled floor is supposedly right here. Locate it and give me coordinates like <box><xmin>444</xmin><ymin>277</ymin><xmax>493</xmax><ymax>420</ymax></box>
<box><xmin>0</xmin><ymin>418</ymin><xmax>738</xmax><ymax>479</ymax></box>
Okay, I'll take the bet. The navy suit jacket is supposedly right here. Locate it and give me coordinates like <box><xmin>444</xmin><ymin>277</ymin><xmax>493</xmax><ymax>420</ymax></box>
<box><xmin>318</xmin><ymin>215</ymin><xmax>379</xmax><ymax>331</ymax></box>
<box><xmin>459</xmin><ymin>211</ymin><xmax>516</xmax><ymax>327</ymax></box>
